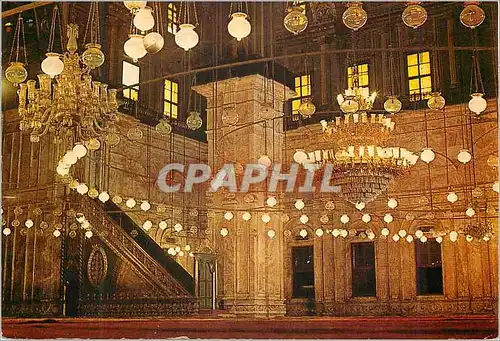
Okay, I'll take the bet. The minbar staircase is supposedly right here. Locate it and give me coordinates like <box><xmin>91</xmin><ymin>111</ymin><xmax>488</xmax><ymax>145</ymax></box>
<box><xmin>80</xmin><ymin>197</ymin><xmax>197</xmax><ymax>316</ymax></box>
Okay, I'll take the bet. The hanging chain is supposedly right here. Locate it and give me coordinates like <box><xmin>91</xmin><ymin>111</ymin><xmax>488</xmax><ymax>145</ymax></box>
<box><xmin>179</xmin><ymin>1</ymin><xmax>198</xmax><ymax>26</ymax></box>
<box><xmin>9</xmin><ymin>14</ymin><xmax>22</xmax><ymax>63</ymax></box>
<box><xmin>57</xmin><ymin>3</ymin><xmax>64</xmax><ymax>50</ymax></box>
<box><xmin>470</xmin><ymin>30</ymin><xmax>485</xmax><ymax>95</ymax></box>
<box><xmin>179</xmin><ymin>1</ymin><xmax>184</xmax><ymax>25</ymax></box>
<box><xmin>21</xmin><ymin>15</ymin><xmax>27</xmax><ymax>64</ymax></box>
<box><xmin>83</xmin><ymin>2</ymin><xmax>100</xmax><ymax>46</ymax></box>
<box><xmin>158</xmin><ymin>2</ymin><xmax>164</xmax><ymax>35</ymax></box>
<box><xmin>15</xmin><ymin>16</ymin><xmax>21</xmax><ymax>62</ymax></box>
<box><xmin>388</xmin><ymin>4</ymin><xmax>395</xmax><ymax>95</ymax></box>
<box><xmin>153</xmin><ymin>2</ymin><xmax>161</xmax><ymax>34</ymax></box>
<box><xmin>94</xmin><ymin>2</ymin><xmax>100</xmax><ymax>44</ymax></box>
<box><xmin>83</xmin><ymin>2</ymin><xmax>92</xmax><ymax>45</ymax></box>
<box><xmin>193</xmin><ymin>2</ymin><xmax>199</xmax><ymax>27</ymax></box>
<box><xmin>263</xmin><ymin>63</ymin><xmax>269</xmax><ymax>103</ymax></box>
<box><xmin>47</xmin><ymin>6</ymin><xmax>58</xmax><ymax>53</ymax></box>
<box><xmin>128</xmin><ymin>14</ymin><xmax>134</xmax><ymax>35</ymax></box>
<box><xmin>476</xmin><ymin>55</ymin><xmax>485</xmax><ymax>94</ymax></box>
<box><xmin>181</xmin><ymin>1</ymin><xmax>186</xmax><ymax>24</ymax></box>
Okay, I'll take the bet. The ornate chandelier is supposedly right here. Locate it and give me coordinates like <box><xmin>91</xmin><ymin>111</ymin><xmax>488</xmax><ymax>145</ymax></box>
<box><xmin>302</xmin><ymin>68</ymin><xmax>418</xmax><ymax>205</ymax></box>
<box><xmin>465</xmin><ymin>220</ymin><xmax>493</xmax><ymax>241</ymax></box>
<box><xmin>336</xmin><ymin>80</ymin><xmax>377</xmax><ymax>115</ymax></box>
<box><xmin>307</xmin><ymin>145</ymin><xmax>418</xmax><ymax>204</ymax></box>
<box><xmin>17</xmin><ymin>24</ymin><xmax>119</xmax><ymax>143</ymax></box>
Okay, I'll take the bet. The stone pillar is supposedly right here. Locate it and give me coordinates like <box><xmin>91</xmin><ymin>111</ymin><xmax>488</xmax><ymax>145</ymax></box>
<box><xmin>194</xmin><ymin>74</ymin><xmax>294</xmax><ymax>317</ymax></box>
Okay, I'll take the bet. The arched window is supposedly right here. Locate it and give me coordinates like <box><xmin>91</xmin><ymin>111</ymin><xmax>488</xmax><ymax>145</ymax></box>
<box><xmin>167</xmin><ymin>3</ymin><xmax>178</xmax><ymax>34</ymax></box>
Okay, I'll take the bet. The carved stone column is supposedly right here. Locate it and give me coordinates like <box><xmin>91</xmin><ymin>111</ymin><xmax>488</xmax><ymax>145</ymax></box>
<box><xmin>194</xmin><ymin>74</ymin><xmax>294</xmax><ymax>317</ymax></box>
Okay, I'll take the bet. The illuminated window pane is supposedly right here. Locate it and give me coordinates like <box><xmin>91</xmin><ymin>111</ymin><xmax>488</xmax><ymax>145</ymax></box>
<box><xmin>359</xmin><ymin>74</ymin><xmax>369</xmax><ymax>87</ymax></box>
<box><xmin>292</xmin><ymin>99</ymin><xmax>301</xmax><ymax>117</ymax></box>
<box><xmin>419</xmin><ymin>63</ymin><xmax>430</xmax><ymax>75</ymax></box>
<box><xmin>407</xmin><ymin>51</ymin><xmax>432</xmax><ymax>102</ymax></box>
<box><xmin>347</xmin><ymin>63</ymin><xmax>369</xmax><ymax>90</ymax></box>
<box><xmin>291</xmin><ymin>74</ymin><xmax>311</xmax><ymax>119</ymax></box>
<box><xmin>408</xmin><ymin>65</ymin><xmax>419</xmax><ymax>78</ymax></box>
<box><xmin>167</xmin><ymin>3</ymin><xmax>178</xmax><ymax>34</ymax></box>
<box><xmin>420</xmin><ymin>76</ymin><xmax>432</xmax><ymax>90</ymax></box>
<box><xmin>302</xmin><ymin>85</ymin><xmax>311</xmax><ymax>96</ymax></box>
<box><xmin>419</xmin><ymin>52</ymin><xmax>430</xmax><ymax>63</ymax></box>
<box><xmin>164</xmin><ymin>79</ymin><xmax>179</xmax><ymax>119</ymax></box>
<box><xmin>407</xmin><ymin>54</ymin><xmax>418</xmax><ymax>66</ymax></box>
<box><xmin>409</xmin><ymin>79</ymin><xmax>420</xmax><ymax>91</ymax></box>
<box><xmin>122</xmin><ymin>61</ymin><xmax>139</xmax><ymax>101</ymax></box>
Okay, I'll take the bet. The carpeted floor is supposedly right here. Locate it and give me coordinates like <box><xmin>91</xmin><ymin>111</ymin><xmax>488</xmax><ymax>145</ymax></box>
<box><xmin>2</xmin><ymin>315</ymin><xmax>498</xmax><ymax>339</ymax></box>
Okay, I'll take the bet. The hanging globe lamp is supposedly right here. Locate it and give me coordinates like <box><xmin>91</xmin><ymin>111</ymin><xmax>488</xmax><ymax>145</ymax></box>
<box><xmin>420</xmin><ymin>147</ymin><xmax>435</xmax><ymax>163</ymax></box>
<box><xmin>447</xmin><ymin>191</ymin><xmax>458</xmax><ymax>203</ymax></box>
<box><xmin>457</xmin><ymin>149</ymin><xmax>472</xmax><ymax>164</ymax></box>
<box><xmin>5</xmin><ymin>62</ymin><xmax>28</xmax><ymax>86</ymax></box>
<box><xmin>41</xmin><ymin>52</ymin><xmax>64</xmax><ymax>78</ymax></box>
<box><xmin>228</xmin><ymin>12</ymin><xmax>251</xmax><ymax>41</ymax></box>
<box><xmin>460</xmin><ymin>2</ymin><xmax>485</xmax><ymax>29</ymax></box>
<box><xmin>143</xmin><ymin>32</ymin><xmax>164</xmax><ymax>54</ymax></box>
<box><xmin>175</xmin><ymin>24</ymin><xmax>199</xmax><ymax>51</ymax></box>
<box><xmin>283</xmin><ymin>5</ymin><xmax>308</xmax><ymax>35</ymax></box>
<box><xmin>293</xmin><ymin>149</ymin><xmax>308</xmax><ymax>164</ymax></box>
<box><xmin>402</xmin><ymin>2</ymin><xmax>428</xmax><ymax>29</ymax></box>
<box><xmin>342</xmin><ymin>2</ymin><xmax>367</xmax><ymax>31</ymax></box>
<box><xmin>298</xmin><ymin>98</ymin><xmax>316</xmax><ymax>118</ymax></box>
<box><xmin>427</xmin><ymin>92</ymin><xmax>445</xmax><ymax>110</ymax></box>
<box><xmin>186</xmin><ymin>111</ymin><xmax>203</xmax><ymax>130</ymax></box>
<box><xmin>123</xmin><ymin>1</ymin><xmax>146</xmax><ymax>13</ymax></box>
<box><xmin>124</xmin><ymin>34</ymin><xmax>147</xmax><ymax>62</ymax></box>
<box><xmin>134</xmin><ymin>6</ymin><xmax>155</xmax><ymax>32</ymax></box>
<box><xmin>468</xmin><ymin>93</ymin><xmax>487</xmax><ymax>115</ymax></box>
<box><xmin>383</xmin><ymin>95</ymin><xmax>402</xmax><ymax>114</ymax></box>
<box><xmin>340</xmin><ymin>97</ymin><xmax>359</xmax><ymax>114</ymax></box>
<box><xmin>82</xmin><ymin>43</ymin><xmax>105</xmax><ymax>69</ymax></box>
<box><xmin>156</xmin><ymin>119</ymin><xmax>172</xmax><ymax>136</ymax></box>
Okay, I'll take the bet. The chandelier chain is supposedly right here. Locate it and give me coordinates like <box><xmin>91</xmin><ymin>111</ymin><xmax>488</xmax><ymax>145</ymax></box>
<box><xmin>158</xmin><ymin>2</ymin><xmax>164</xmax><ymax>36</ymax></box>
<box><xmin>193</xmin><ymin>2</ymin><xmax>199</xmax><ymax>27</ymax></box>
<box><xmin>47</xmin><ymin>6</ymin><xmax>59</xmax><ymax>53</ymax></box>
<box><xmin>83</xmin><ymin>2</ymin><xmax>100</xmax><ymax>46</ymax></box>
<box><xmin>21</xmin><ymin>14</ymin><xmax>27</xmax><ymax>64</ymax></box>
<box><xmin>8</xmin><ymin>14</ymin><xmax>22</xmax><ymax>63</ymax></box>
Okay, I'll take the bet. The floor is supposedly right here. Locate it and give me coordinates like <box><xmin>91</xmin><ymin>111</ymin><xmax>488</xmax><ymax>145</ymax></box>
<box><xmin>2</xmin><ymin>315</ymin><xmax>498</xmax><ymax>339</ymax></box>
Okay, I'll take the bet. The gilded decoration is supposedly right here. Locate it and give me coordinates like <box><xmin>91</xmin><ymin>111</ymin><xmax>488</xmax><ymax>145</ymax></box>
<box><xmin>87</xmin><ymin>245</ymin><xmax>108</xmax><ymax>287</ymax></box>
